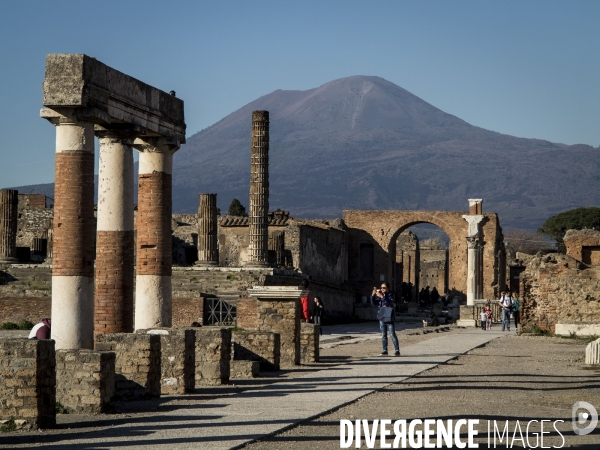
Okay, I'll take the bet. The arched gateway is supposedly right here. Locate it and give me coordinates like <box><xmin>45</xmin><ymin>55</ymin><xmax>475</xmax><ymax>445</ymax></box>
<box><xmin>343</xmin><ymin>200</ymin><xmax>505</xmax><ymax>302</ymax></box>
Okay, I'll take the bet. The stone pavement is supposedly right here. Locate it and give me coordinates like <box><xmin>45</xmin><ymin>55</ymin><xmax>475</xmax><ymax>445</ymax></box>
<box><xmin>0</xmin><ymin>328</ymin><xmax>504</xmax><ymax>450</ymax></box>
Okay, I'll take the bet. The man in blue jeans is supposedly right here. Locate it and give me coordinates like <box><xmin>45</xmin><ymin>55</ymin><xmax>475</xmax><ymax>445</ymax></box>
<box><xmin>499</xmin><ymin>291</ymin><xmax>514</xmax><ymax>332</ymax></box>
<box><xmin>371</xmin><ymin>282</ymin><xmax>400</xmax><ymax>356</ymax></box>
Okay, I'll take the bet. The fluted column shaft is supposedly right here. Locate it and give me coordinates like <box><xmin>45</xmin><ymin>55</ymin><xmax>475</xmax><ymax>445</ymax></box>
<box><xmin>196</xmin><ymin>193</ymin><xmax>218</xmax><ymax>265</ymax></box>
<box><xmin>133</xmin><ymin>137</ymin><xmax>178</xmax><ymax>330</ymax></box>
<box><xmin>0</xmin><ymin>189</ymin><xmax>18</xmax><ymax>263</ymax></box>
<box><xmin>46</xmin><ymin>113</ymin><xmax>96</xmax><ymax>350</ymax></box>
<box><xmin>466</xmin><ymin>236</ymin><xmax>478</xmax><ymax>306</ymax></box>
<box><xmin>95</xmin><ymin>129</ymin><xmax>136</xmax><ymax>335</ymax></box>
<box><xmin>248</xmin><ymin>110</ymin><xmax>269</xmax><ymax>267</ymax></box>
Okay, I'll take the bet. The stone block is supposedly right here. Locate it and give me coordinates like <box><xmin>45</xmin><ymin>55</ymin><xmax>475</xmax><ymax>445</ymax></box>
<box><xmin>0</xmin><ymin>338</ymin><xmax>55</xmax><ymax>429</ymax></box>
<box><xmin>232</xmin><ymin>331</ymin><xmax>280</xmax><ymax>371</ymax></box>
<box><xmin>56</xmin><ymin>349</ymin><xmax>115</xmax><ymax>414</ymax></box>
<box><xmin>95</xmin><ymin>333</ymin><xmax>160</xmax><ymax>400</ymax></box>
<box><xmin>192</xmin><ymin>327</ymin><xmax>231</xmax><ymax>386</ymax></box>
<box><xmin>137</xmin><ymin>328</ymin><xmax>195</xmax><ymax>395</ymax></box>
<box><xmin>300</xmin><ymin>322</ymin><xmax>320</xmax><ymax>364</ymax></box>
<box><xmin>230</xmin><ymin>360</ymin><xmax>260</xmax><ymax>379</ymax></box>
<box><xmin>585</xmin><ymin>338</ymin><xmax>600</xmax><ymax>365</ymax></box>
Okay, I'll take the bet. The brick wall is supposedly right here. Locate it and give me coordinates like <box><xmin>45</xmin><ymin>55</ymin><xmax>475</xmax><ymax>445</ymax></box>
<box><xmin>236</xmin><ymin>297</ymin><xmax>258</xmax><ymax>329</ymax></box>
<box><xmin>18</xmin><ymin>194</ymin><xmax>46</xmax><ymax>209</ymax></box>
<box><xmin>95</xmin><ymin>333</ymin><xmax>161</xmax><ymax>400</ymax></box>
<box><xmin>55</xmin><ymin>349</ymin><xmax>115</xmax><ymax>414</ymax></box>
<box><xmin>232</xmin><ymin>331</ymin><xmax>280</xmax><ymax>371</ymax></box>
<box><xmin>564</xmin><ymin>229</ymin><xmax>600</xmax><ymax>265</ymax></box>
<box><xmin>0</xmin><ymin>338</ymin><xmax>55</xmax><ymax>429</ymax></box>
<box><xmin>520</xmin><ymin>253</ymin><xmax>600</xmax><ymax>332</ymax></box>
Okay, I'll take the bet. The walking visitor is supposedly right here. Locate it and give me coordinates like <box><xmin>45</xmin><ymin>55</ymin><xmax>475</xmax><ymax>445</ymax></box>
<box><xmin>371</xmin><ymin>282</ymin><xmax>400</xmax><ymax>356</ymax></box>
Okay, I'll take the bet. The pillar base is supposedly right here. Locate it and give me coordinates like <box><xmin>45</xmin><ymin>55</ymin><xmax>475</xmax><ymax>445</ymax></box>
<box><xmin>243</xmin><ymin>261</ymin><xmax>271</xmax><ymax>269</ymax></box>
<box><xmin>0</xmin><ymin>257</ymin><xmax>18</xmax><ymax>264</ymax></box>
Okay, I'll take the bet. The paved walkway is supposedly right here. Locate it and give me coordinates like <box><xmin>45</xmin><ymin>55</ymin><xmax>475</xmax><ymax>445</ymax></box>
<box><xmin>1</xmin><ymin>328</ymin><xmax>505</xmax><ymax>450</ymax></box>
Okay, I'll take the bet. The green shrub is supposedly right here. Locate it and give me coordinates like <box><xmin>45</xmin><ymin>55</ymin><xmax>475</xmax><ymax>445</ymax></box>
<box><xmin>0</xmin><ymin>322</ymin><xmax>19</xmax><ymax>330</ymax></box>
<box><xmin>55</xmin><ymin>402</ymin><xmax>68</xmax><ymax>414</ymax></box>
<box><xmin>18</xmin><ymin>320</ymin><xmax>34</xmax><ymax>330</ymax></box>
<box><xmin>0</xmin><ymin>418</ymin><xmax>16</xmax><ymax>432</ymax></box>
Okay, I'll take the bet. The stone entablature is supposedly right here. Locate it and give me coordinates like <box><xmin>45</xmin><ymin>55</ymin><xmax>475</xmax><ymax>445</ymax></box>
<box><xmin>219</xmin><ymin>210</ymin><xmax>290</xmax><ymax>227</ymax></box>
<box><xmin>564</xmin><ymin>229</ymin><xmax>600</xmax><ymax>266</ymax></box>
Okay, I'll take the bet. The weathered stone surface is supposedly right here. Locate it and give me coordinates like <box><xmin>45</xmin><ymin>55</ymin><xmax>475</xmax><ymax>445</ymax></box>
<box><xmin>193</xmin><ymin>327</ymin><xmax>231</xmax><ymax>385</ymax></box>
<box><xmin>56</xmin><ymin>349</ymin><xmax>115</xmax><ymax>413</ymax></box>
<box><xmin>300</xmin><ymin>322</ymin><xmax>319</xmax><ymax>364</ymax></box>
<box><xmin>521</xmin><ymin>253</ymin><xmax>600</xmax><ymax>334</ymax></box>
<box><xmin>232</xmin><ymin>331</ymin><xmax>280</xmax><ymax>371</ymax></box>
<box><xmin>0</xmin><ymin>338</ymin><xmax>55</xmax><ymax>429</ymax></box>
<box><xmin>0</xmin><ymin>190</ymin><xmax>19</xmax><ymax>262</ymax></box>
<box><xmin>95</xmin><ymin>333</ymin><xmax>160</xmax><ymax>400</ymax></box>
<box><xmin>230</xmin><ymin>360</ymin><xmax>260</xmax><ymax>379</ymax></box>
<box><xmin>564</xmin><ymin>229</ymin><xmax>600</xmax><ymax>266</ymax></box>
<box><xmin>42</xmin><ymin>54</ymin><xmax>185</xmax><ymax>141</ymax></box>
<box><xmin>137</xmin><ymin>328</ymin><xmax>195</xmax><ymax>395</ymax></box>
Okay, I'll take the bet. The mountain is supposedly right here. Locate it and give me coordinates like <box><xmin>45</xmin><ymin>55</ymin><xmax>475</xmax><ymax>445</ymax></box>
<box><xmin>174</xmin><ymin>76</ymin><xmax>600</xmax><ymax>229</ymax></box>
<box><xmin>10</xmin><ymin>76</ymin><xmax>600</xmax><ymax>230</ymax></box>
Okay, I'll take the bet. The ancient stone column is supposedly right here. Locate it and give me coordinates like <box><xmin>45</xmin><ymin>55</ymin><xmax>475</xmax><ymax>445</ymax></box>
<box><xmin>44</xmin><ymin>112</ymin><xmax>96</xmax><ymax>350</ymax></box>
<box><xmin>196</xmin><ymin>193</ymin><xmax>218</xmax><ymax>266</ymax></box>
<box><xmin>94</xmin><ymin>129</ymin><xmax>136</xmax><ymax>335</ymax></box>
<box><xmin>247</xmin><ymin>110</ymin><xmax>269</xmax><ymax>267</ymax></box>
<box><xmin>45</xmin><ymin>218</ymin><xmax>53</xmax><ymax>263</ymax></box>
<box><xmin>269</xmin><ymin>231</ymin><xmax>285</xmax><ymax>266</ymax></box>
<box><xmin>133</xmin><ymin>137</ymin><xmax>179</xmax><ymax>330</ymax></box>
<box><xmin>0</xmin><ymin>189</ymin><xmax>18</xmax><ymax>263</ymax></box>
<box><xmin>466</xmin><ymin>236</ymin><xmax>479</xmax><ymax>305</ymax></box>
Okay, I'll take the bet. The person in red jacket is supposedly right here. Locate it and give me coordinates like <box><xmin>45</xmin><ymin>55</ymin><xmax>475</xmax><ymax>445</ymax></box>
<box><xmin>300</xmin><ymin>280</ymin><xmax>311</xmax><ymax>322</ymax></box>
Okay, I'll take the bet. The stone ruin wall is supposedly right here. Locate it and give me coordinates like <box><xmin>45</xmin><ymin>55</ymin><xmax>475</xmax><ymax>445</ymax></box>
<box><xmin>564</xmin><ymin>229</ymin><xmax>600</xmax><ymax>266</ymax></box>
<box><xmin>520</xmin><ymin>252</ymin><xmax>600</xmax><ymax>333</ymax></box>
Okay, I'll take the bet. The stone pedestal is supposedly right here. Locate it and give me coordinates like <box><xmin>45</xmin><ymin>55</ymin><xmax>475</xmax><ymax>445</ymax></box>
<box><xmin>247</xmin><ymin>111</ymin><xmax>269</xmax><ymax>267</ymax></box>
<box><xmin>134</xmin><ymin>138</ymin><xmax>179</xmax><ymax>330</ymax></box>
<box><xmin>0</xmin><ymin>189</ymin><xmax>18</xmax><ymax>263</ymax></box>
<box><xmin>300</xmin><ymin>322</ymin><xmax>320</xmax><ymax>364</ymax></box>
<box><xmin>196</xmin><ymin>193</ymin><xmax>218</xmax><ymax>266</ymax></box>
<box><xmin>248</xmin><ymin>286</ymin><xmax>307</xmax><ymax>368</ymax></box>
<box><xmin>95</xmin><ymin>129</ymin><xmax>135</xmax><ymax>335</ymax></box>
<box><xmin>193</xmin><ymin>327</ymin><xmax>231</xmax><ymax>386</ymax></box>
<box><xmin>44</xmin><ymin>111</ymin><xmax>96</xmax><ymax>350</ymax></box>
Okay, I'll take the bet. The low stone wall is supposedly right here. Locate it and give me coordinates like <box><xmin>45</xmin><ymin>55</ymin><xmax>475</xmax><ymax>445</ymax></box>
<box><xmin>230</xmin><ymin>360</ymin><xmax>259</xmax><ymax>379</ymax></box>
<box><xmin>521</xmin><ymin>253</ymin><xmax>600</xmax><ymax>334</ymax></box>
<box><xmin>300</xmin><ymin>322</ymin><xmax>319</xmax><ymax>364</ymax></box>
<box><xmin>0</xmin><ymin>338</ymin><xmax>55</xmax><ymax>429</ymax></box>
<box><xmin>232</xmin><ymin>331</ymin><xmax>280</xmax><ymax>371</ymax></box>
<box><xmin>236</xmin><ymin>297</ymin><xmax>258</xmax><ymax>329</ymax></box>
<box><xmin>194</xmin><ymin>327</ymin><xmax>231</xmax><ymax>385</ymax></box>
<box><xmin>137</xmin><ymin>328</ymin><xmax>195</xmax><ymax>395</ymax></box>
<box><xmin>95</xmin><ymin>333</ymin><xmax>161</xmax><ymax>400</ymax></box>
<box><xmin>56</xmin><ymin>349</ymin><xmax>115</xmax><ymax>413</ymax></box>
<box><xmin>256</xmin><ymin>298</ymin><xmax>299</xmax><ymax>368</ymax></box>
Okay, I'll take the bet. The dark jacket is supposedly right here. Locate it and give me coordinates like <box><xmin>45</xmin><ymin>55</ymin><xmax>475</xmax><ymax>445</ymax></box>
<box><xmin>371</xmin><ymin>291</ymin><xmax>396</xmax><ymax>321</ymax></box>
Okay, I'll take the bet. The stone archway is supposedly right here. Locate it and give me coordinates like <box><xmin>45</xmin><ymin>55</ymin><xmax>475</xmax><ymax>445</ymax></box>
<box><xmin>343</xmin><ymin>207</ymin><xmax>504</xmax><ymax>301</ymax></box>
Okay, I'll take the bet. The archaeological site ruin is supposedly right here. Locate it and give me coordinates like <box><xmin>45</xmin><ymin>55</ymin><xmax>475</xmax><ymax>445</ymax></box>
<box><xmin>1</xmin><ymin>53</ymin><xmax>599</xmax><ymax>430</ymax></box>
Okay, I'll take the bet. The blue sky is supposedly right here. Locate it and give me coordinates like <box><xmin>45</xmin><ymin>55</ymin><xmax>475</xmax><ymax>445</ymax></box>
<box><xmin>1</xmin><ymin>0</ymin><xmax>599</xmax><ymax>188</ymax></box>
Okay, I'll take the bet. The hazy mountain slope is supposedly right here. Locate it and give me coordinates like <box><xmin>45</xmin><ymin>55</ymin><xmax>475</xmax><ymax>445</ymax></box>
<box><xmin>174</xmin><ymin>76</ymin><xmax>599</xmax><ymax>228</ymax></box>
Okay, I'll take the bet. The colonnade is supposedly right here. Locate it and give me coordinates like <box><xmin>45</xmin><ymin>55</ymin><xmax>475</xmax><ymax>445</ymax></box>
<box><xmin>40</xmin><ymin>53</ymin><xmax>185</xmax><ymax>350</ymax></box>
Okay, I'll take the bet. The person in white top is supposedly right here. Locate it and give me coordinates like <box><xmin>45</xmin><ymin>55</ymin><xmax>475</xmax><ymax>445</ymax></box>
<box><xmin>28</xmin><ymin>318</ymin><xmax>51</xmax><ymax>339</ymax></box>
<box><xmin>498</xmin><ymin>291</ymin><xmax>514</xmax><ymax>332</ymax></box>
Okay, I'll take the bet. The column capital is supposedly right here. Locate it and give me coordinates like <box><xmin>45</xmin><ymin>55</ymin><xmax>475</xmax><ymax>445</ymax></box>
<box><xmin>462</xmin><ymin>214</ymin><xmax>485</xmax><ymax>237</ymax></box>
<box><xmin>94</xmin><ymin>125</ymin><xmax>138</xmax><ymax>144</ymax></box>
<box><xmin>466</xmin><ymin>235</ymin><xmax>480</xmax><ymax>249</ymax></box>
<box><xmin>40</xmin><ymin>107</ymin><xmax>110</xmax><ymax>126</ymax></box>
<box><xmin>133</xmin><ymin>136</ymin><xmax>180</xmax><ymax>154</ymax></box>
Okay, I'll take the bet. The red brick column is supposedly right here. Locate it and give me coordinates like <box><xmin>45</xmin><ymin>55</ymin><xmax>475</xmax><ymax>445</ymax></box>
<box><xmin>94</xmin><ymin>130</ymin><xmax>136</xmax><ymax>335</ymax></box>
<box><xmin>44</xmin><ymin>112</ymin><xmax>96</xmax><ymax>350</ymax></box>
<box><xmin>133</xmin><ymin>138</ymin><xmax>178</xmax><ymax>330</ymax></box>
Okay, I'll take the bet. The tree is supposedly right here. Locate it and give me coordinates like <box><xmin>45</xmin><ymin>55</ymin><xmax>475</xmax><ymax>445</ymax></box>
<box><xmin>538</xmin><ymin>207</ymin><xmax>600</xmax><ymax>253</ymax></box>
<box><xmin>227</xmin><ymin>198</ymin><xmax>247</xmax><ymax>216</ymax></box>
<box><xmin>504</xmin><ymin>229</ymin><xmax>553</xmax><ymax>257</ymax></box>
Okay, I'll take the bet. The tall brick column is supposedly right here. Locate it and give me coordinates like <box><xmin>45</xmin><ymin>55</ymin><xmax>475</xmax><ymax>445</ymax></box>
<box><xmin>0</xmin><ymin>189</ymin><xmax>18</xmax><ymax>263</ymax></box>
<box><xmin>44</xmin><ymin>111</ymin><xmax>96</xmax><ymax>349</ymax></box>
<box><xmin>247</xmin><ymin>110</ymin><xmax>269</xmax><ymax>267</ymax></box>
<box><xmin>133</xmin><ymin>137</ymin><xmax>179</xmax><ymax>330</ymax></box>
<box><xmin>95</xmin><ymin>129</ymin><xmax>136</xmax><ymax>335</ymax></box>
<box><xmin>196</xmin><ymin>193</ymin><xmax>218</xmax><ymax>266</ymax></box>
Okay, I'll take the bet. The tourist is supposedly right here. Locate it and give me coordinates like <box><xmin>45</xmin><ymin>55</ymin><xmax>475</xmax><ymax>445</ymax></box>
<box><xmin>28</xmin><ymin>318</ymin><xmax>51</xmax><ymax>339</ymax></box>
<box><xmin>299</xmin><ymin>279</ymin><xmax>311</xmax><ymax>323</ymax></box>
<box><xmin>483</xmin><ymin>304</ymin><xmax>493</xmax><ymax>330</ymax></box>
<box><xmin>431</xmin><ymin>287</ymin><xmax>440</xmax><ymax>304</ymax></box>
<box><xmin>499</xmin><ymin>291</ymin><xmax>514</xmax><ymax>332</ymax></box>
<box><xmin>371</xmin><ymin>282</ymin><xmax>400</xmax><ymax>356</ymax></box>
<box><xmin>480</xmin><ymin>309</ymin><xmax>487</xmax><ymax>331</ymax></box>
<box><xmin>311</xmin><ymin>296</ymin><xmax>325</xmax><ymax>335</ymax></box>
<box><xmin>513</xmin><ymin>293</ymin><xmax>521</xmax><ymax>332</ymax></box>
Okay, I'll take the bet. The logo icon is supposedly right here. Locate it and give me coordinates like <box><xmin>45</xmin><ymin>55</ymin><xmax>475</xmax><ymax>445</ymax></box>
<box><xmin>572</xmin><ymin>401</ymin><xmax>598</xmax><ymax>436</ymax></box>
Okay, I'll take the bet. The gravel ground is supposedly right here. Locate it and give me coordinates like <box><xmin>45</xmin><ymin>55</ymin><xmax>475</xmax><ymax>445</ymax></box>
<box><xmin>243</xmin><ymin>334</ymin><xmax>600</xmax><ymax>449</ymax></box>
